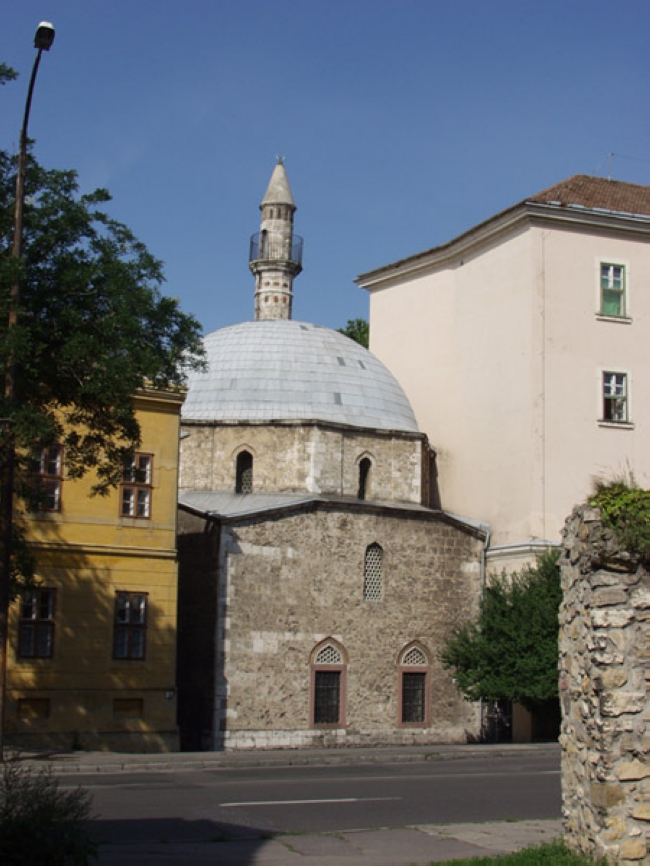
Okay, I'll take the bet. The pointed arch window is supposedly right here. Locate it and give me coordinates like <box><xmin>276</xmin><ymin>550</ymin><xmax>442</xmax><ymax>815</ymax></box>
<box><xmin>235</xmin><ymin>451</ymin><xmax>253</xmax><ymax>494</ymax></box>
<box><xmin>398</xmin><ymin>643</ymin><xmax>431</xmax><ymax>726</ymax></box>
<box><xmin>358</xmin><ymin>457</ymin><xmax>372</xmax><ymax>500</ymax></box>
<box><xmin>310</xmin><ymin>640</ymin><xmax>346</xmax><ymax>727</ymax></box>
<box><xmin>363</xmin><ymin>543</ymin><xmax>383</xmax><ymax>601</ymax></box>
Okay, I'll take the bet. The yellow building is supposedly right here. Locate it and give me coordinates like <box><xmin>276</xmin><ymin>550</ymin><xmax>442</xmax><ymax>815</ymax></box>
<box><xmin>6</xmin><ymin>388</ymin><xmax>184</xmax><ymax>752</ymax></box>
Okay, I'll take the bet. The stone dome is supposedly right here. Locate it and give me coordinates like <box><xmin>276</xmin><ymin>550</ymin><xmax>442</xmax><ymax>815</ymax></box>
<box><xmin>182</xmin><ymin>319</ymin><xmax>419</xmax><ymax>433</ymax></box>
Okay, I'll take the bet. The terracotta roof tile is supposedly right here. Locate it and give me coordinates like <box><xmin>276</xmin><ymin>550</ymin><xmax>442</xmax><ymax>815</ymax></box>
<box><xmin>527</xmin><ymin>174</ymin><xmax>650</xmax><ymax>216</ymax></box>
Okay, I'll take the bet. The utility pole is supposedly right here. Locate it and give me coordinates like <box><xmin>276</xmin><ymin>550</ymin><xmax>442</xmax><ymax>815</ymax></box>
<box><xmin>0</xmin><ymin>21</ymin><xmax>55</xmax><ymax>760</ymax></box>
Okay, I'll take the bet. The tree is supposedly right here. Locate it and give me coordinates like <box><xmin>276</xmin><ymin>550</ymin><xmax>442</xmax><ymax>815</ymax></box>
<box><xmin>0</xmin><ymin>148</ymin><xmax>205</xmax><ymax>496</ymax></box>
<box><xmin>338</xmin><ymin>317</ymin><xmax>369</xmax><ymax>348</ymax></box>
<box><xmin>440</xmin><ymin>552</ymin><xmax>561</xmax><ymax>712</ymax></box>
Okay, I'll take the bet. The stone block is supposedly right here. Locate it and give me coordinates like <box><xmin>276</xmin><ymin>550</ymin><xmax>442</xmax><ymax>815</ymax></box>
<box><xmin>633</xmin><ymin>803</ymin><xmax>650</xmax><ymax>822</ymax></box>
<box><xmin>631</xmin><ymin>588</ymin><xmax>650</xmax><ymax>610</ymax></box>
<box><xmin>595</xmin><ymin>668</ymin><xmax>629</xmax><ymax>690</ymax></box>
<box><xmin>601</xmin><ymin>693</ymin><xmax>646</xmax><ymax>718</ymax></box>
<box><xmin>590</xmin><ymin>781</ymin><xmax>625</xmax><ymax>808</ymax></box>
<box><xmin>592</xmin><ymin>608</ymin><xmax>635</xmax><ymax>629</ymax></box>
<box><xmin>593</xmin><ymin>587</ymin><xmax>629</xmax><ymax>607</ymax></box>
<box><xmin>619</xmin><ymin>836</ymin><xmax>648</xmax><ymax>860</ymax></box>
<box><xmin>618</xmin><ymin>759</ymin><xmax>650</xmax><ymax>781</ymax></box>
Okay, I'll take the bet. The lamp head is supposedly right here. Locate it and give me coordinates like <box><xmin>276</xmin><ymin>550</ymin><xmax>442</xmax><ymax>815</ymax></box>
<box><xmin>34</xmin><ymin>22</ymin><xmax>55</xmax><ymax>51</ymax></box>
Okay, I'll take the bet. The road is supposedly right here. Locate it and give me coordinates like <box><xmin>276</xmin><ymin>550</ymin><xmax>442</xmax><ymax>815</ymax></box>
<box><xmin>64</xmin><ymin>750</ymin><xmax>560</xmax><ymax>848</ymax></box>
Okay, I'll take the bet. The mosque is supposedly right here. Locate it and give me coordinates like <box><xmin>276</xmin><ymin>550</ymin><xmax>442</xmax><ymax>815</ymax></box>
<box><xmin>176</xmin><ymin>160</ymin><xmax>487</xmax><ymax>751</ymax></box>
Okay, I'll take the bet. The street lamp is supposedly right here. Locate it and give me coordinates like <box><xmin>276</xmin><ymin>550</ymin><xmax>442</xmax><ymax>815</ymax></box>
<box><xmin>0</xmin><ymin>21</ymin><xmax>55</xmax><ymax>760</ymax></box>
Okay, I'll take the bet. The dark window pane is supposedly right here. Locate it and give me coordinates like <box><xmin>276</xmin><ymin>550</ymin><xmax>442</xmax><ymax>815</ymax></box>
<box><xmin>402</xmin><ymin>672</ymin><xmax>426</xmax><ymax>723</ymax></box>
<box><xmin>19</xmin><ymin>624</ymin><xmax>34</xmax><ymax>657</ymax></box>
<box><xmin>36</xmin><ymin>624</ymin><xmax>53</xmax><ymax>657</ymax></box>
<box><xmin>130</xmin><ymin>630</ymin><xmax>145</xmax><ymax>659</ymax></box>
<box><xmin>314</xmin><ymin>670</ymin><xmax>340</xmax><ymax>724</ymax></box>
<box><xmin>114</xmin><ymin>627</ymin><xmax>128</xmax><ymax>658</ymax></box>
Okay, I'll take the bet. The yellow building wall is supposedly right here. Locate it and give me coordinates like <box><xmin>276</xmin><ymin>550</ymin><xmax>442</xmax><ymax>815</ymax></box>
<box><xmin>6</xmin><ymin>389</ymin><xmax>184</xmax><ymax>752</ymax></box>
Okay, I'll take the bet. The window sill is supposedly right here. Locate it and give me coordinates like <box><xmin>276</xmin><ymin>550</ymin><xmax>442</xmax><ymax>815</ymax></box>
<box><xmin>598</xmin><ymin>420</ymin><xmax>634</xmax><ymax>430</ymax></box>
<box><xmin>596</xmin><ymin>314</ymin><xmax>632</xmax><ymax>324</ymax></box>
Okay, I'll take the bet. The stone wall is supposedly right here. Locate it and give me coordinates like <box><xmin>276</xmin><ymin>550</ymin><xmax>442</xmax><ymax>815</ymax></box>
<box><xmin>221</xmin><ymin>508</ymin><xmax>482</xmax><ymax>748</ymax></box>
<box><xmin>213</xmin><ymin>503</ymin><xmax>483</xmax><ymax>749</ymax></box>
<box><xmin>180</xmin><ymin>421</ymin><xmax>425</xmax><ymax>505</ymax></box>
<box><xmin>559</xmin><ymin>504</ymin><xmax>650</xmax><ymax>864</ymax></box>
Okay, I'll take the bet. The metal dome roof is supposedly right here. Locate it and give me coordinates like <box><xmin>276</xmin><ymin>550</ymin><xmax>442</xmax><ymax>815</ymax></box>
<box><xmin>182</xmin><ymin>319</ymin><xmax>419</xmax><ymax>433</ymax></box>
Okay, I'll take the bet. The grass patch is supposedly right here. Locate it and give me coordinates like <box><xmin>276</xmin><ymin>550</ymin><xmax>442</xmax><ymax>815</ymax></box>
<box><xmin>430</xmin><ymin>840</ymin><xmax>601</xmax><ymax>865</ymax></box>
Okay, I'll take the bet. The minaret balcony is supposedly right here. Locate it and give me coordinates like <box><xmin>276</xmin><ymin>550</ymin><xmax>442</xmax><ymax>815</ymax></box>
<box><xmin>249</xmin><ymin>232</ymin><xmax>303</xmax><ymax>268</ymax></box>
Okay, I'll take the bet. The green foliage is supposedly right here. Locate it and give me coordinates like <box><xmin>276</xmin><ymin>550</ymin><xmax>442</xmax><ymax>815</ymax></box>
<box><xmin>432</xmin><ymin>839</ymin><xmax>602</xmax><ymax>865</ymax></box>
<box><xmin>590</xmin><ymin>480</ymin><xmax>650</xmax><ymax>565</ymax></box>
<box><xmin>0</xmin><ymin>64</ymin><xmax>18</xmax><ymax>86</ymax></box>
<box><xmin>0</xmin><ymin>146</ymin><xmax>205</xmax><ymax>493</ymax></box>
<box><xmin>440</xmin><ymin>552</ymin><xmax>561</xmax><ymax>710</ymax></box>
<box><xmin>0</xmin><ymin>760</ymin><xmax>96</xmax><ymax>864</ymax></box>
<box><xmin>337</xmin><ymin>317</ymin><xmax>369</xmax><ymax>348</ymax></box>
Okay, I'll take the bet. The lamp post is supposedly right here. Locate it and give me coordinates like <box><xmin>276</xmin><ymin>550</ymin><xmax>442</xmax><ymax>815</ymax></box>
<box><xmin>0</xmin><ymin>21</ymin><xmax>55</xmax><ymax>760</ymax></box>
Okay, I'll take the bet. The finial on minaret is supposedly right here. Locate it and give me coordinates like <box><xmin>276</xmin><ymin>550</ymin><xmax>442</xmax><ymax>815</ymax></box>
<box><xmin>249</xmin><ymin>160</ymin><xmax>303</xmax><ymax>321</ymax></box>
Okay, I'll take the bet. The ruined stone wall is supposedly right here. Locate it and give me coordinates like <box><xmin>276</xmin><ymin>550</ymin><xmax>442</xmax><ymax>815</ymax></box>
<box><xmin>216</xmin><ymin>505</ymin><xmax>483</xmax><ymax>750</ymax></box>
<box><xmin>180</xmin><ymin>421</ymin><xmax>425</xmax><ymax>504</ymax></box>
<box><xmin>559</xmin><ymin>505</ymin><xmax>650</xmax><ymax>864</ymax></box>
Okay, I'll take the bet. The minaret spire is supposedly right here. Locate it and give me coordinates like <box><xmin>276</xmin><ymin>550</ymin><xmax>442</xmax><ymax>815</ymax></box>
<box><xmin>249</xmin><ymin>158</ymin><xmax>303</xmax><ymax>321</ymax></box>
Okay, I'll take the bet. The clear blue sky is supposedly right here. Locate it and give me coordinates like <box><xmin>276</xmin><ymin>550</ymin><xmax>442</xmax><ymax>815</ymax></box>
<box><xmin>2</xmin><ymin>1</ymin><xmax>649</xmax><ymax>336</ymax></box>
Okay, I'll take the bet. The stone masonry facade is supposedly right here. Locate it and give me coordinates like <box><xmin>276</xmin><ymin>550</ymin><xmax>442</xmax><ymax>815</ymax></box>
<box><xmin>178</xmin><ymin>501</ymin><xmax>484</xmax><ymax>751</ymax></box>
<box><xmin>560</xmin><ymin>504</ymin><xmax>650</xmax><ymax>864</ymax></box>
<box><xmin>180</xmin><ymin>421</ymin><xmax>426</xmax><ymax>505</ymax></box>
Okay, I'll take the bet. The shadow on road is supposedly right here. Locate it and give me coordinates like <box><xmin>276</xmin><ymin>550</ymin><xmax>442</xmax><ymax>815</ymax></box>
<box><xmin>92</xmin><ymin>815</ymin><xmax>274</xmax><ymax>864</ymax></box>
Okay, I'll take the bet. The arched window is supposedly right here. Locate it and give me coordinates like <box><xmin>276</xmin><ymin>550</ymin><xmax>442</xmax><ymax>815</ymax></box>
<box><xmin>358</xmin><ymin>457</ymin><xmax>372</xmax><ymax>500</ymax></box>
<box><xmin>363</xmin><ymin>543</ymin><xmax>383</xmax><ymax>601</ymax></box>
<box><xmin>398</xmin><ymin>643</ymin><xmax>430</xmax><ymax>726</ymax></box>
<box><xmin>235</xmin><ymin>451</ymin><xmax>253</xmax><ymax>494</ymax></box>
<box><xmin>310</xmin><ymin>640</ymin><xmax>346</xmax><ymax>727</ymax></box>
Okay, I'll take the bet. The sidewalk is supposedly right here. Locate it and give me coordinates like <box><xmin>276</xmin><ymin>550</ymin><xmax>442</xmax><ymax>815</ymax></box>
<box><xmin>15</xmin><ymin>740</ymin><xmax>560</xmax><ymax>775</ymax></box>
<box><xmin>12</xmin><ymin>743</ymin><xmax>563</xmax><ymax>864</ymax></box>
<box><xmin>97</xmin><ymin>819</ymin><xmax>563</xmax><ymax>865</ymax></box>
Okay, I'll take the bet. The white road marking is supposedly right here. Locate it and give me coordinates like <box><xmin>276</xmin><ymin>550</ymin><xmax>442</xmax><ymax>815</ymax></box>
<box><xmin>220</xmin><ymin>796</ymin><xmax>401</xmax><ymax>807</ymax></box>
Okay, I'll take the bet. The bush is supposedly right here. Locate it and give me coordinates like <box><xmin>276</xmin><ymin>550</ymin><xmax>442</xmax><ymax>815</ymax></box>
<box><xmin>0</xmin><ymin>759</ymin><xmax>96</xmax><ymax>865</ymax></box>
<box><xmin>590</xmin><ymin>480</ymin><xmax>650</xmax><ymax>565</ymax></box>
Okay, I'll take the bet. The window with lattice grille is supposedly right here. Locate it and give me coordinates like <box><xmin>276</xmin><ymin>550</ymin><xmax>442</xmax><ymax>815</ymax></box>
<box><xmin>315</xmin><ymin>644</ymin><xmax>342</xmax><ymax>665</ymax></box>
<box><xmin>398</xmin><ymin>643</ymin><xmax>430</xmax><ymax>726</ymax></box>
<box><xmin>314</xmin><ymin>671</ymin><xmax>340</xmax><ymax>724</ymax></box>
<box><xmin>402</xmin><ymin>646</ymin><xmax>426</xmax><ymax>667</ymax></box>
<box><xmin>312</xmin><ymin>643</ymin><xmax>345</xmax><ymax>727</ymax></box>
<box><xmin>363</xmin><ymin>543</ymin><xmax>383</xmax><ymax>601</ymax></box>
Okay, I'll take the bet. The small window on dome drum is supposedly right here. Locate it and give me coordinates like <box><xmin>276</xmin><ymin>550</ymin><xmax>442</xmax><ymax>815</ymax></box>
<box><xmin>358</xmin><ymin>458</ymin><xmax>372</xmax><ymax>500</ymax></box>
<box><xmin>236</xmin><ymin>451</ymin><xmax>253</xmax><ymax>494</ymax></box>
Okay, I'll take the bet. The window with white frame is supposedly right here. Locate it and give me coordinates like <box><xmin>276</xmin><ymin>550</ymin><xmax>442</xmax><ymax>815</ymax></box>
<box><xmin>121</xmin><ymin>453</ymin><xmax>153</xmax><ymax>518</ymax></box>
<box><xmin>600</xmin><ymin>263</ymin><xmax>626</xmax><ymax>317</ymax></box>
<box><xmin>19</xmin><ymin>587</ymin><xmax>56</xmax><ymax>658</ymax></box>
<box><xmin>602</xmin><ymin>372</ymin><xmax>628</xmax><ymax>423</ymax></box>
<box><xmin>113</xmin><ymin>592</ymin><xmax>147</xmax><ymax>659</ymax></box>
<box><xmin>31</xmin><ymin>445</ymin><xmax>63</xmax><ymax>512</ymax></box>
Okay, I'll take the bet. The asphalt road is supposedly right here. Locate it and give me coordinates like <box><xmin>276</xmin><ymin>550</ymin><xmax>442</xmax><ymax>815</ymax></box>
<box><xmin>64</xmin><ymin>750</ymin><xmax>560</xmax><ymax>846</ymax></box>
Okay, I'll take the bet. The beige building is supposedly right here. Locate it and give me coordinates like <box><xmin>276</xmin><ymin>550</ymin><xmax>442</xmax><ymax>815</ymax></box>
<box><xmin>177</xmin><ymin>161</ymin><xmax>487</xmax><ymax>750</ymax></box>
<box><xmin>358</xmin><ymin>176</ymin><xmax>650</xmax><ymax>572</ymax></box>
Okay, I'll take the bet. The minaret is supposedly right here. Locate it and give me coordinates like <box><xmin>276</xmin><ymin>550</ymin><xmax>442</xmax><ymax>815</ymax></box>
<box><xmin>249</xmin><ymin>158</ymin><xmax>303</xmax><ymax>321</ymax></box>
